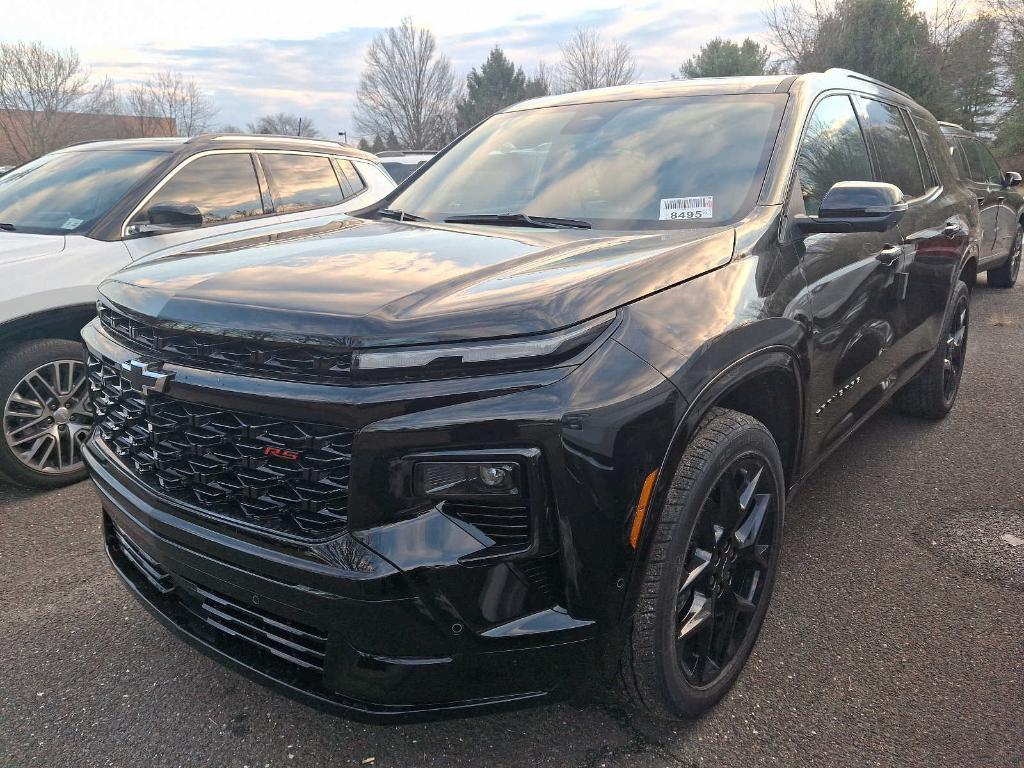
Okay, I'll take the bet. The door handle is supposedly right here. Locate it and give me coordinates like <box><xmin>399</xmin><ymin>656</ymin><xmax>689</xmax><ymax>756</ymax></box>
<box><xmin>877</xmin><ymin>245</ymin><xmax>902</xmax><ymax>266</ymax></box>
<box><xmin>942</xmin><ymin>220</ymin><xmax>963</xmax><ymax>238</ymax></box>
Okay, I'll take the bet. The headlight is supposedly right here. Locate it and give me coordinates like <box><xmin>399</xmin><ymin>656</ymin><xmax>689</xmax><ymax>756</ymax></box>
<box><xmin>352</xmin><ymin>312</ymin><xmax>615</xmax><ymax>376</ymax></box>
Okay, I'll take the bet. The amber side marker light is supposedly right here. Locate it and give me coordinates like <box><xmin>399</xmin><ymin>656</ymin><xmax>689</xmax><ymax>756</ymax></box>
<box><xmin>630</xmin><ymin>470</ymin><xmax>660</xmax><ymax>549</ymax></box>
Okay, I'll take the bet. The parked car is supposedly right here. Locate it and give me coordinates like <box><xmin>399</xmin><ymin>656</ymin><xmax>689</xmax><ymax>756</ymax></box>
<box><xmin>377</xmin><ymin>150</ymin><xmax>436</xmax><ymax>183</ymax></box>
<box><xmin>0</xmin><ymin>134</ymin><xmax>394</xmax><ymax>488</ymax></box>
<box><xmin>939</xmin><ymin>122</ymin><xmax>1023</xmax><ymax>287</ymax></box>
<box><xmin>83</xmin><ymin>69</ymin><xmax>977</xmax><ymax>722</ymax></box>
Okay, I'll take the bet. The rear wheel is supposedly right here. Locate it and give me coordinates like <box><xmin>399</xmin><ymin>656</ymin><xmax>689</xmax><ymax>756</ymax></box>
<box><xmin>987</xmin><ymin>224</ymin><xmax>1022</xmax><ymax>288</ymax></box>
<box><xmin>893</xmin><ymin>280</ymin><xmax>970</xmax><ymax>419</ymax></box>
<box><xmin>0</xmin><ymin>339</ymin><xmax>92</xmax><ymax>488</ymax></box>
<box><xmin>619</xmin><ymin>408</ymin><xmax>785</xmax><ymax>719</ymax></box>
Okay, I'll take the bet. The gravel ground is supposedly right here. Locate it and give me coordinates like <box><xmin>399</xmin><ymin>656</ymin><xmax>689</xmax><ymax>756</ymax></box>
<box><xmin>1</xmin><ymin>278</ymin><xmax>1021</xmax><ymax>768</ymax></box>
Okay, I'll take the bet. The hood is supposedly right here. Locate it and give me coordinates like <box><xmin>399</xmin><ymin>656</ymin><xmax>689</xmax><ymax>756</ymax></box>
<box><xmin>99</xmin><ymin>216</ymin><xmax>735</xmax><ymax>347</ymax></box>
<box><xmin>0</xmin><ymin>232</ymin><xmax>66</xmax><ymax>265</ymax></box>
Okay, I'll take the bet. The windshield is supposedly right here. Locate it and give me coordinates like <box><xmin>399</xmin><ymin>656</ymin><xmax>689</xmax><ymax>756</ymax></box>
<box><xmin>0</xmin><ymin>149</ymin><xmax>169</xmax><ymax>235</ymax></box>
<box><xmin>389</xmin><ymin>94</ymin><xmax>787</xmax><ymax>230</ymax></box>
<box><xmin>382</xmin><ymin>161</ymin><xmax>427</xmax><ymax>183</ymax></box>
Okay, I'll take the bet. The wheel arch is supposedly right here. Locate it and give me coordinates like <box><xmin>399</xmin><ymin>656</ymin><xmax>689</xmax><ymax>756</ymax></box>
<box><xmin>0</xmin><ymin>304</ymin><xmax>95</xmax><ymax>356</ymax></box>
<box><xmin>617</xmin><ymin>346</ymin><xmax>804</xmax><ymax>624</ymax></box>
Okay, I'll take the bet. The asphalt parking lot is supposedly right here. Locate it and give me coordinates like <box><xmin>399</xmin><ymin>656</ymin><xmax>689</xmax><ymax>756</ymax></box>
<box><xmin>1</xmin><ymin>278</ymin><xmax>1022</xmax><ymax>768</ymax></box>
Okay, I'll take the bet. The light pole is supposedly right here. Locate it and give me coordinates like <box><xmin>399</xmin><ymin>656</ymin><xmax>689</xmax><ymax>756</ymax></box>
<box><xmin>338</xmin><ymin>131</ymin><xmax>348</xmax><ymax>144</ymax></box>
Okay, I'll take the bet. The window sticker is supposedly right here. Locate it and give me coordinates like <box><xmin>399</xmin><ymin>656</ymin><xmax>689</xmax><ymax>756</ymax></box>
<box><xmin>660</xmin><ymin>196</ymin><xmax>713</xmax><ymax>221</ymax></box>
<box><xmin>61</xmin><ymin>217</ymin><xmax>84</xmax><ymax>230</ymax></box>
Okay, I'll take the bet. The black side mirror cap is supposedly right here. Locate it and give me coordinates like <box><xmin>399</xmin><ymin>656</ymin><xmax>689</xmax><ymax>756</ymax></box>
<box><xmin>1003</xmin><ymin>171</ymin><xmax>1022</xmax><ymax>188</ymax></box>
<box><xmin>794</xmin><ymin>181</ymin><xmax>908</xmax><ymax>234</ymax></box>
<box><xmin>128</xmin><ymin>202</ymin><xmax>203</xmax><ymax>236</ymax></box>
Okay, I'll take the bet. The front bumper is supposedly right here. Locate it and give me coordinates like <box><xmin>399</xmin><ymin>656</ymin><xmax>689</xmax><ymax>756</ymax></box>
<box><xmin>81</xmin><ymin>314</ymin><xmax>686</xmax><ymax>720</ymax></box>
<box><xmin>89</xmin><ymin>445</ymin><xmax>595</xmax><ymax>722</ymax></box>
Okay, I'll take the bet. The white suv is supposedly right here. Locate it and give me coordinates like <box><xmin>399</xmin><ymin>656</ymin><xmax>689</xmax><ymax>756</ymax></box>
<box><xmin>0</xmin><ymin>134</ymin><xmax>394</xmax><ymax>488</ymax></box>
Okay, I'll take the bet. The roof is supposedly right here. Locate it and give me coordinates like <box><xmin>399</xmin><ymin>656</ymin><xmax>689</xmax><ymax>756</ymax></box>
<box><xmin>60</xmin><ymin>136</ymin><xmax>187</xmax><ymax>152</ymax></box>
<box><xmin>58</xmin><ymin>133</ymin><xmax>378</xmax><ymax>161</ymax></box>
<box><xmin>504</xmin><ymin>68</ymin><xmax>917</xmax><ymax>113</ymax></box>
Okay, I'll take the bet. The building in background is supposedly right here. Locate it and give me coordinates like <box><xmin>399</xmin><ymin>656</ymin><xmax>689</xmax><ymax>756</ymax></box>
<box><xmin>0</xmin><ymin>110</ymin><xmax>176</xmax><ymax>166</ymax></box>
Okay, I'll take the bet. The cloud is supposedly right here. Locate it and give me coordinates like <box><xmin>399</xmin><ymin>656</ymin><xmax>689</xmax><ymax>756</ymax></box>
<box><xmin>8</xmin><ymin>1</ymin><xmax>788</xmax><ymax>139</ymax></box>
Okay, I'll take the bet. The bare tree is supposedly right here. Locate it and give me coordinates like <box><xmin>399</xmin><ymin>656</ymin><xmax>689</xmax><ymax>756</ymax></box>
<box><xmin>354</xmin><ymin>18</ymin><xmax>459</xmax><ymax>150</ymax></box>
<box><xmin>558</xmin><ymin>27</ymin><xmax>638</xmax><ymax>92</ymax></box>
<box><xmin>246</xmin><ymin>112</ymin><xmax>321</xmax><ymax>137</ymax></box>
<box><xmin>984</xmin><ymin>0</ymin><xmax>1024</xmax><ymax>38</ymax></box>
<box><xmin>0</xmin><ymin>42</ymin><xmax>112</xmax><ymax>162</ymax></box>
<box><xmin>764</xmin><ymin>0</ymin><xmax>828</xmax><ymax>72</ymax></box>
<box><xmin>125</xmin><ymin>71</ymin><xmax>217</xmax><ymax>137</ymax></box>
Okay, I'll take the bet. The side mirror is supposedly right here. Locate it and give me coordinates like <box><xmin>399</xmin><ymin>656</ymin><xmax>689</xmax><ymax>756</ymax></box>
<box><xmin>1003</xmin><ymin>171</ymin><xmax>1022</xmax><ymax>188</ymax></box>
<box><xmin>129</xmin><ymin>202</ymin><xmax>203</xmax><ymax>236</ymax></box>
<box><xmin>794</xmin><ymin>181</ymin><xmax>908</xmax><ymax>234</ymax></box>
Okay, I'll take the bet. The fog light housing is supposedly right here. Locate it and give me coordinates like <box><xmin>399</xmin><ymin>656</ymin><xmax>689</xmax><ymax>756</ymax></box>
<box><xmin>414</xmin><ymin>461</ymin><xmax>522</xmax><ymax>500</ymax></box>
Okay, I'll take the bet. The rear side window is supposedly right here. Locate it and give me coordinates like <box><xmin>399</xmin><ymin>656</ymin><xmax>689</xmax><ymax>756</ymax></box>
<box><xmin>947</xmin><ymin>137</ymin><xmax>971</xmax><ymax>178</ymax></box>
<box><xmin>910</xmin><ymin>115</ymin><xmax>957</xmax><ymax>187</ymax></box>
<box><xmin>860</xmin><ymin>98</ymin><xmax>926</xmax><ymax>198</ymax></box>
<box><xmin>335</xmin><ymin>159</ymin><xmax>366</xmax><ymax>197</ymax></box>
<box><xmin>961</xmin><ymin>139</ymin><xmax>1003</xmax><ymax>185</ymax></box>
<box><xmin>262</xmin><ymin>153</ymin><xmax>344</xmax><ymax>214</ymax></box>
<box><xmin>796</xmin><ymin>95</ymin><xmax>874</xmax><ymax>216</ymax></box>
<box><xmin>138</xmin><ymin>153</ymin><xmax>264</xmax><ymax>226</ymax></box>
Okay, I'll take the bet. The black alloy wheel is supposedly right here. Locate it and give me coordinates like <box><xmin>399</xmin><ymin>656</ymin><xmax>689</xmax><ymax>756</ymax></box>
<box><xmin>675</xmin><ymin>455</ymin><xmax>778</xmax><ymax>687</ymax></box>
<box><xmin>941</xmin><ymin>292</ymin><xmax>969</xmax><ymax>407</ymax></box>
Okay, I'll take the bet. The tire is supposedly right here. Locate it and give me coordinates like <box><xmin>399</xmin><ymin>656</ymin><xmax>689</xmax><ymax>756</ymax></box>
<box><xmin>619</xmin><ymin>407</ymin><xmax>785</xmax><ymax>720</ymax></box>
<box><xmin>987</xmin><ymin>224</ymin><xmax>1022</xmax><ymax>289</ymax></box>
<box><xmin>0</xmin><ymin>339</ymin><xmax>92</xmax><ymax>489</ymax></box>
<box><xmin>892</xmin><ymin>279</ymin><xmax>970</xmax><ymax>420</ymax></box>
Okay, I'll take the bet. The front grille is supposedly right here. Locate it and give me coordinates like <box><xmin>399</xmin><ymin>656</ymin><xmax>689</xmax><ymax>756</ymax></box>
<box><xmin>443</xmin><ymin>501</ymin><xmax>531</xmax><ymax>550</ymax></box>
<box><xmin>97</xmin><ymin>302</ymin><xmax>353</xmax><ymax>382</ymax></box>
<box><xmin>182</xmin><ymin>586</ymin><xmax>328</xmax><ymax>673</ymax></box>
<box><xmin>88</xmin><ymin>353</ymin><xmax>353</xmax><ymax>542</ymax></box>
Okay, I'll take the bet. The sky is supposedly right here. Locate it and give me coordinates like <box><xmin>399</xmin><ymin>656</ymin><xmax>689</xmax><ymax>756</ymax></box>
<box><xmin>1</xmin><ymin>0</ymin><xmax>949</xmax><ymax>142</ymax></box>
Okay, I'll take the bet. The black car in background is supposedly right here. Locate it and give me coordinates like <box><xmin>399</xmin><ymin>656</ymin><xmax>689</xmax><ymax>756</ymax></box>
<box><xmin>940</xmin><ymin>122</ymin><xmax>1023</xmax><ymax>287</ymax></box>
<box><xmin>83</xmin><ymin>69</ymin><xmax>978</xmax><ymax>722</ymax></box>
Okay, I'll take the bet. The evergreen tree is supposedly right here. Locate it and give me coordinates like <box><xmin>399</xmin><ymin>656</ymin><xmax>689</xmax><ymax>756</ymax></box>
<box><xmin>357</xmin><ymin>137</ymin><xmax>371</xmax><ymax>151</ymax></box>
<box><xmin>456</xmin><ymin>47</ymin><xmax>529</xmax><ymax>131</ymax></box>
<box><xmin>385</xmin><ymin>130</ymin><xmax>401</xmax><ymax>151</ymax></box>
<box><xmin>677</xmin><ymin>38</ymin><xmax>776</xmax><ymax>78</ymax></box>
<box><xmin>799</xmin><ymin>0</ymin><xmax>942</xmax><ymax>113</ymax></box>
<box><xmin>371</xmin><ymin>134</ymin><xmax>385</xmax><ymax>153</ymax></box>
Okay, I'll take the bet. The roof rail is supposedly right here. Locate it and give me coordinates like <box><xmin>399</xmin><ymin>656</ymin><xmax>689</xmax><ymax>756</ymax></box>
<box><xmin>823</xmin><ymin>68</ymin><xmax>914</xmax><ymax>101</ymax></box>
<box><xmin>190</xmin><ymin>133</ymin><xmax>348</xmax><ymax>149</ymax></box>
<box><xmin>937</xmin><ymin>120</ymin><xmax>966</xmax><ymax>131</ymax></box>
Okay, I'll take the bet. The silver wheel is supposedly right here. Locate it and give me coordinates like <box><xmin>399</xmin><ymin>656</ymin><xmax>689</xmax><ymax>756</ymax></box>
<box><xmin>3</xmin><ymin>359</ymin><xmax>93</xmax><ymax>475</ymax></box>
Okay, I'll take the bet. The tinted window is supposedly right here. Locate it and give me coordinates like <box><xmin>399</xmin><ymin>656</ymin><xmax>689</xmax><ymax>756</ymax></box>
<box><xmin>0</xmin><ymin>149</ymin><xmax>167</xmax><ymax>235</ymax></box>
<box><xmin>949</xmin><ymin>139</ymin><xmax>971</xmax><ymax>178</ymax></box>
<box><xmin>389</xmin><ymin>94</ymin><xmax>787</xmax><ymax>230</ymax></box>
<box><xmin>336</xmin><ymin>160</ymin><xmax>366</xmax><ymax>197</ymax></box>
<box><xmin>961</xmin><ymin>139</ymin><xmax>1003</xmax><ymax>185</ymax></box>
<box><xmin>382</xmin><ymin>161</ymin><xmax>425</xmax><ymax>183</ymax></box>
<box><xmin>910</xmin><ymin>115</ymin><xmax>956</xmax><ymax>187</ymax></box>
<box><xmin>860</xmin><ymin>98</ymin><xmax>926</xmax><ymax>197</ymax></box>
<box><xmin>263</xmin><ymin>154</ymin><xmax>344</xmax><ymax>213</ymax></box>
<box><xmin>139</xmin><ymin>153</ymin><xmax>263</xmax><ymax>226</ymax></box>
<box><xmin>796</xmin><ymin>95</ymin><xmax>874</xmax><ymax>216</ymax></box>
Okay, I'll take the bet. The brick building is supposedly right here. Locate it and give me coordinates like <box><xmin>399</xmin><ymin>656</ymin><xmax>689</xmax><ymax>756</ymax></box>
<box><xmin>0</xmin><ymin>110</ymin><xmax>176</xmax><ymax>166</ymax></box>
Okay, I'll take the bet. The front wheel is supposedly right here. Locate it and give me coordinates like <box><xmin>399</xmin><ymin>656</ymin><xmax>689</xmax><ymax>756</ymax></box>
<box><xmin>987</xmin><ymin>224</ymin><xmax>1022</xmax><ymax>289</ymax></box>
<box><xmin>892</xmin><ymin>279</ymin><xmax>970</xmax><ymax>419</ymax></box>
<box><xmin>0</xmin><ymin>339</ymin><xmax>93</xmax><ymax>488</ymax></box>
<box><xmin>619</xmin><ymin>407</ymin><xmax>785</xmax><ymax>719</ymax></box>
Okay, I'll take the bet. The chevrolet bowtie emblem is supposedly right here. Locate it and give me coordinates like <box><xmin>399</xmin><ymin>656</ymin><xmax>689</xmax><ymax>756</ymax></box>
<box><xmin>120</xmin><ymin>360</ymin><xmax>174</xmax><ymax>395</ymax></box>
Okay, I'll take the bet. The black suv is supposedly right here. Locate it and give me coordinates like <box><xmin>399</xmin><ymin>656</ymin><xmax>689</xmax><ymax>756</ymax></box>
<box><xmin>940</xmin><ymin>122</ymin><xmax>1023</xmax><ymax>287</ymax></box>
<box><xmin>83</xmin><ymin>69</ymin><xmax>978</xmax><ymax>722</ymax></box>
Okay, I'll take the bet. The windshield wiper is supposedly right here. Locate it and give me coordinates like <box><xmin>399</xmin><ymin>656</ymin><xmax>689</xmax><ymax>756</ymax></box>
<box><xmin>444</xmin><ymin>213</ymin><xmax>592</xmax><ymax>230</ymax></box>
<box><xmin>378</xmin><ymin>208</ymin><xmax>428</xmax><ymax>222</ymax></box>
<box><xmin>0</xmin><ymin>222</ymin><xmax>15</xmax><ymax>231</ymax></box>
